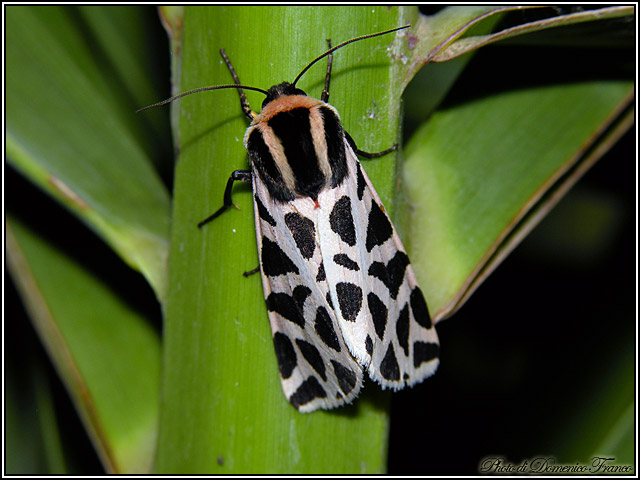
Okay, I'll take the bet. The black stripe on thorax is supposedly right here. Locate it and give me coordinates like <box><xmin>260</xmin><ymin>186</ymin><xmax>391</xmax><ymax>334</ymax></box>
<box><xmin>268</xmin><ymin>107</ymin><xmax>325</xmax><ymax>200</ymax></box>
<box><xmin>247</xmin><ymin>128</ymin><xmax>295</xmax><ymax>202</ymax></box>
<box><xmin>247</xmin><ymin>104</ymin><xmax>349</xmax><ymax>202</ymax></box>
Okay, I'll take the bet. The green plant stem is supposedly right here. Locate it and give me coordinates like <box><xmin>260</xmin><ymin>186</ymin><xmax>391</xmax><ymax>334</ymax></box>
<box><xmin>156</xmin><ymin>6</ymin><xmax>415</xmax><ymax>473</ymax></box>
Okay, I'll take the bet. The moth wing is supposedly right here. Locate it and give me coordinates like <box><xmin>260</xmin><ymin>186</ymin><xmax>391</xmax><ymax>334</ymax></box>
<box><xmin>252</xmin><ymin>173</ymin><xmax>364</xmax><ymax>412</ymax></box>
<box><xmin>318</xmin><ymin>141</ymin><xmax>439</xmax><ymax>389</ymax></box>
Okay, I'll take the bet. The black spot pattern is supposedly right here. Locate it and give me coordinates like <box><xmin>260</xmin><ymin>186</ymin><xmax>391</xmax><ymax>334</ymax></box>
<box><xmin>289</xmin><ymin>376</ymin><xmax>327</xmax><ymax>409</ymax></box>
<box><xmin>410</xmin><ymin>287</ymin><xmax>432</xmax><ymax>329</ymax></box>
<box><xmin>356</xmin><ymin>163</ymin><xmax>366</xmax><ymax>201</ymax></box>
<box><xmin>403</xmin><ymin>373</ymin><xmax>409</xmax><ymax>380</ymax></box>
<box><xmin>368</xmin><ymin>251</ymin><xmax>410</xmax><ymax>299</ymax></box>
<box><xmin>293</xmin><ymin>285</ymin><xmax>311</xmax><ymax>310</ymax></box>
<box><xmin>331</xmin><ymin>360</ymin><xmax>358</xmax><ymax>395</ymax></box>
<box><xmin>336</xmin><ymin>282</ymin><xmax>362</xmax><ymax>322</ymax></box>
<box><xmin>261</xmin><ymin>237</ymin><xmax>299</xmax><ymax>277</ymax></box>
<box><xmin>413</xmin><ymin>341</ymin><xmax>439</xmax><ymax>368</ymax></box>
<box><xmin>273</xmin><ymin>332</ymin><xmax>296</xmax><ymax>379</ymax></box>
<box><xmin>333</xmin><ymin>253</ymin><xmax>360</xmax><ymax>271</ymax></box>
<box><xmin>365</xmin><ymin>200</ymin><xmax>393</xmax><ymax>252</ymax></box>
<box><xmin>314</xmin><ymin>306</ymin><xmax>341</xmax><ymax>352</ymax></box>
<box><xmin>365</xmin><ymin>335</ymin><xmax>373</xmax><ymax>355</ymax></box>
<box><xmin>316</xmin><ymin>262</ymin><xmax>326</xmax><ymax>282</ymax></box>
<box><xmin>255</xmin><ymin>195</ymin><xmax>276</xmax><ymax>227</ymax></box>
<box><xmin>380</xmin><ymin>343</ymin><xmax>400</xmax><ymax>381</ymax></box>
<box><xmin>396</xmin><ymin>304</ymin><xmax>410</xmax><ymax>357</ymax></box>
<box><xmin>266</xmin><ymin>292</ymin><xmax>304</xmax><ymax>328</ymax></box>
<box><xmin>285</xmin><ymin>212</ymin><xmax>316</xmax><ymax>259</ymax></box>
<box><xmin>296</xmin><ymin>339</ymin><xmax>327</xmax><ymax>381</ymax></box>
<box><xmin>367</xmin><ymin>292</ymin><xmax>388</xmax><ymax>340</ymax></box>
<box><xmin>330</xmin><ymin>196</ymin><xmax>356</xmax><ymax>246</ymax></box>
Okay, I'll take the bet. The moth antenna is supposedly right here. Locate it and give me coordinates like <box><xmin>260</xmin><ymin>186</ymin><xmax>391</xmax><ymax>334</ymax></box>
<box><xmin>136</xmin><ymin>84</ymin><xmax>269</xmax><ymax>113</ymax></box>
<box><xmin>292</xmin><ymin>24</ymin><xmax>410</xmax><ymax>87</ymax></box>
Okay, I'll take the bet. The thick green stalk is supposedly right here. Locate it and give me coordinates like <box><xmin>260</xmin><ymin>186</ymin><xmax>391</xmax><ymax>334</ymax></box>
<box><xmin>157</xmin><ymin>6</ymin><xmax>415</xmax><ymax>473</ymax></box>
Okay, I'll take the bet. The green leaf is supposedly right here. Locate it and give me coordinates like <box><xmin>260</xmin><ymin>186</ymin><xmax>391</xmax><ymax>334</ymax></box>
<box><xmin>419</xmin><ymin>6</ymin><xmax>634</xmax><ymax>64</ymax></box>
<box><xmin>156</xmin><ymin>6</ymin><xmax>415</xmax><ymax>473</ymax></box>
<box><xmin>403</xmin><ymin>6</ymin><xmax>633</xmax><ymax>116</ymax></box>
<box><xmin>401</xmin><ymin>81</ymin><xmax>633</xmax><ymax>319</ymax></box>
<box><xmin>402</xmin><ymin>6</ymin><xmax>521</xmax><ymax>88</ymax></box>
<box><xmin>5</xmin><ymin>6</ymin><xmax>171</xmax><ymax>299</ymax></box>
<box><xmin>6</xmin><ymin>218</ymin><xmax>161</xmax><ymax>474</ymax></box>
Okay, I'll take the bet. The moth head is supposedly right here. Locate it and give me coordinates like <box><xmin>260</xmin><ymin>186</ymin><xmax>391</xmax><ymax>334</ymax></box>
<box><xmin>262</xmin><ymin>82</ymin><xmax>307</xmax><ymax>109</ymax></box>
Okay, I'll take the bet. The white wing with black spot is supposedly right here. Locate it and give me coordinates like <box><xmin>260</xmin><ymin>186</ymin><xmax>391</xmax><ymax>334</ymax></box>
<box><xmin>317</xmin><ymin>141</ymin><xmax>440</xmax><ymax>390</ymax></box>
<box><xmin>252</xmin><ymin>173</ymin><xmax>364</xmax><ymax>412</ymax></box>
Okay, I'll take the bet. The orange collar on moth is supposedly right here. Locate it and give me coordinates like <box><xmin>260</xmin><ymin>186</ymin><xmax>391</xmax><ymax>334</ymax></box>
<box><xmin>251</xmin><ymin>95</ymin><xmax>325</xmax><ymax>124</ymax></box>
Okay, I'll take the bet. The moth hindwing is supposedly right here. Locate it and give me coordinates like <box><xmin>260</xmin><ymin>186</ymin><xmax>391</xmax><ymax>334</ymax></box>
<box><xmin>141</xmin><ymin>25</ymin><xmax>440</xmax><ymax>412</ymax></box>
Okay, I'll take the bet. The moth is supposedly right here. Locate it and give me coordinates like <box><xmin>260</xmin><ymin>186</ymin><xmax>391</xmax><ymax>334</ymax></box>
<box><xmin>140</xmin><ymin>25</ymin><xmax>440</xmax><ymax>412</ymax></box>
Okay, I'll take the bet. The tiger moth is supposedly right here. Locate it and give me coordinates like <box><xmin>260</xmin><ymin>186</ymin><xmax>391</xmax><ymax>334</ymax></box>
<box><xmin>140</xmin><ymin>25</ymin><xmax>440</xmax><ymax>412</ymax></box>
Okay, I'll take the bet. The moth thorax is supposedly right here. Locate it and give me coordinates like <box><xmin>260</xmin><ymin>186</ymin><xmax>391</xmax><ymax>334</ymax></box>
<box><xmin>246</xmin><ymin>101</ymin><xmax>349</xmax><ymax>202</ymax></box>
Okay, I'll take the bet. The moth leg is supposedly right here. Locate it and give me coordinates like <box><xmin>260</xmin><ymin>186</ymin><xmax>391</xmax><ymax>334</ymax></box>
<box><xmin>344</xmin><ymin>131</ymin><xmax>398</xmax><ymax>158</ymax></box>
<box><xmin>220</xmin><ymin>49</ymin><xmax>255</xmax><ymax>121</ymax></box>
<box><xmin>198</xmin><ymin>169</ymin><xmax>251</xmax><ymax>228</ymax></box>
<box><xmin>321</xmin><ymin>39</ymin><xmax>333</xmax><ymax>103</ymax></box>
<box><xmin>242</xmin><ymin>266</ymin><xmax>261</xmax><ymax>277</ymax></box>
<box><xmin>355</xmin><ymin>144</ymin><xmax>398</xmax><ymax>158</ymax></box>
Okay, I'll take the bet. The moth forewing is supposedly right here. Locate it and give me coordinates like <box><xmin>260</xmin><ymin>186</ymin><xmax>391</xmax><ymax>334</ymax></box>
<box><xmin>351</xmin><ymin>149</ymin><xmax>440</xmax><ymax>389</ymax></box>
<box><xmin>319</xmin><ymin>142</ymin><xmax>440</xmax><ymax>390</ymax></box>
<box><xmin>252</xmin><ymin>173</ymin><xmax>364</xmax><ymax>412</ymax></box>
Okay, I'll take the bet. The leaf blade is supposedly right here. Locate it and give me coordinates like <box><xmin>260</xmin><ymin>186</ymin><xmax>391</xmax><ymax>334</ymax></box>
<box><xmin>7</xmin><ymin>217</ymin><xmax>161</xmax><ymax>474</ymax></box>
<box><xmin>401</xmin><ymin>81</ymin><xmax>633</xmax><ymax>319</ymax></box>
<box><xmin>5</xmin><ymin>6</ymin><xmax>171</xmax><ymax>298</ymax></box>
